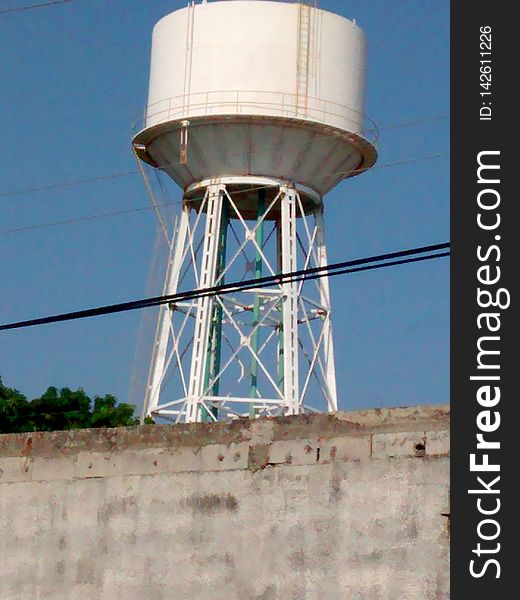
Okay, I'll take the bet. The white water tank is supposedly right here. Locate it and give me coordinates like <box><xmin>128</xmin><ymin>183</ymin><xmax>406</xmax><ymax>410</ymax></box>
<box><xmin>133</xmin><ymin>0</ymin><xmax>377</xmax><ymax>198</ymax></box>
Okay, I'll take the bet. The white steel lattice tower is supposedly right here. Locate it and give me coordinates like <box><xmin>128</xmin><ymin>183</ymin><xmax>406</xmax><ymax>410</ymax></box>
<box><xmin>133</xmin><ymin>1</ymin><xmax>377</xmax><ymax>423</ymax></box>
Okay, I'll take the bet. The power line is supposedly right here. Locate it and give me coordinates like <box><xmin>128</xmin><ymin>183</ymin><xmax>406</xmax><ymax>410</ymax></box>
<box><xmin>0</xmin><ymin>169</ymin><xmax>137</xmax><ymax>199</ymax></box>
<box><xmin>375</xmin><ymin>115</ymin><xmax>448</xmax><ymax>132</ymax></box>
<box><xmin>0</xmin><ymin>242</ymin><xmax>450</xmax><ymax>332</ymax></box>
<box><xmin>0</xmin><ymin>152</ymin><xmax>449</xmax><ymax>236</ymax></box>
<box><xmin>0</xmin><ymin>203</ymin><xmax>171</xmax><ymax>235</ymax></box>
<box><xmin>0</xmin><ymin>115</ymin><xmax>448</xmax><ymax>200</ymax></box>
<box><xmin>346</xmin><ymin>152</ymin><xmax>448</xmax><ymax>178</ymax></box>
<box><xmin>0</xmin><ymin>0</ymin><xmax>74</xmax><ymax>15</ymax></box>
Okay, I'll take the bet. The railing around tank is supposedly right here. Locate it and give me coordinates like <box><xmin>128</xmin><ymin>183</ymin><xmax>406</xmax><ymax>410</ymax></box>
<box><xmin>132</xmin><ymin>90</ymin><xmax>378</xmax><ymax>147</ymax></box>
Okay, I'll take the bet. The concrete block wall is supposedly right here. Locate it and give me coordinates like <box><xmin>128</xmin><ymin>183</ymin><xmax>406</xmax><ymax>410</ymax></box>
<box><xmin>0</xmin><ymin>405</ymin><xmax>450</xmax><ymax>599</ymax></box>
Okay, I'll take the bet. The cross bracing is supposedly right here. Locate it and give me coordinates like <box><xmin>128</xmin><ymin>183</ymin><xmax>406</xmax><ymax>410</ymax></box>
<box><xmin>143</xmin><ymin>179</ymin><xmax>338</xmax><ymax>423</ymax></box>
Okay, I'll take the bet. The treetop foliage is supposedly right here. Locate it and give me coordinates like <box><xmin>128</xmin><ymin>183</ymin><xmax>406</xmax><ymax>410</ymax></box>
<box><xmin>0</xmin><ymin>376</ymin><xmax>140</xmax><ymax>434</ymax></box>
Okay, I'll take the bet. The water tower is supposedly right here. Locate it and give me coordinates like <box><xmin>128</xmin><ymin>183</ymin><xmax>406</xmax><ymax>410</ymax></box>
<box><xmin>133</xmin><ymin>0</ymin><xmax>377</xmax><ymax>423</ymax></box>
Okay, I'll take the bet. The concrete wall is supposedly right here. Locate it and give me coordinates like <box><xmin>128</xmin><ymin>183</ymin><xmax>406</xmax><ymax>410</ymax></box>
<box><xmin>0</xmin><ymin>405</ymin><xmax>450</xmax><ymax>600</ymax></box>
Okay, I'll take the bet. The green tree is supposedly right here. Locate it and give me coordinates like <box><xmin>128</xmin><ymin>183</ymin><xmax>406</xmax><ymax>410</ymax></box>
<box><xmin>28</xmin><ymin>386</ymin><xmax>92</xmax><ymax>432</ymax></box>
<box><xmin>0</xmin><ymin>377</ymin><xmax>142</xmax><ymax>434</ymax></box>
<box><xmin>0</xmin><ymin>377</ymin><xmax>31</xmax><ymax>434</ymax></box>
<box><xmin>90</xmin><ymin>394</ymin><xmax>139</xmax><ymax>428</ymax></box>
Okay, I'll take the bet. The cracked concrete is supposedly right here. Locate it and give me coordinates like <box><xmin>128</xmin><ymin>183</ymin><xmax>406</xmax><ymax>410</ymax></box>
<box><xmin>0</xmin><ymin>405</ymin><xmax>450</xmax><ymax>599</ymax></box>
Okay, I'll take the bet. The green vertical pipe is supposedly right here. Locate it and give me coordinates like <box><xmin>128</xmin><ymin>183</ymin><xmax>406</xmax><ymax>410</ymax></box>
<box><xmin>249</xmin><ymin>189</ymin><xmax>266</xmax><ymax>417</ymax></box>
<box><xmin>201</xmin><ymin>199</ymin><xmax>228</xmax><ymax>422</ymax></box>
<box><xmin>211</xmin><ymin>198</ymin><xmax>228</xmax><ymax>398</ymax></box>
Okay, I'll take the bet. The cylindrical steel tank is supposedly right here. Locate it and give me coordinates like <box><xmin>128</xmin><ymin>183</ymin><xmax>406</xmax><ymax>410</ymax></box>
<box><xmin>132</xmin><ymin>0</ymin><xmax>377</xmax><ymax>200</ymax></box>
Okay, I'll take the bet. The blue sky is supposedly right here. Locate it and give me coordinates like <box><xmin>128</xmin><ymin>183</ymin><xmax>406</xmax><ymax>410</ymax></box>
<box><xmin>0</xmin><ymin>0</ymin><xmax>449</xmax><ymax>412</ymax></box>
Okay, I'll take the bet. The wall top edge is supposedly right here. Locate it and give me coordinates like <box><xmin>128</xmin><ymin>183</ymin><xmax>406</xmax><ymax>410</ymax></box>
<box><xmin>0</xmin><ymin>405</ymin><xmax>449</xmax><ymax>459</ymax></box>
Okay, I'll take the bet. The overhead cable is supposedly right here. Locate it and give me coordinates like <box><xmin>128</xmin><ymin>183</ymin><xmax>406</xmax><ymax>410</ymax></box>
<box><xmin>0</xmin><ymin>152</ymin><xmax>449</xmax><ymax>236</ymax></box>
<box><xmin>0</xmin><ymin>242</ymin><xmax>450</xmax><ymax>332</ymax></box>
<box><xmin>0</xmin><ymin>0</ymin><xmax>73</xmax><ymax>15</ymax></box>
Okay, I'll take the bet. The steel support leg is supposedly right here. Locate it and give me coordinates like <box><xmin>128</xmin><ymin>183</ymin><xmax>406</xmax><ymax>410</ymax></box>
<box><xmin>314</xmin><ymin>206</ymin><xmax>338</xmax><ymax>412</ymax></box>
<box><xmin>202</xmin><ymin>197</ymin><xmax>228</xmax><ymax>421</ymax></box>
<box><xmin>186</xmin><ymin>184</ymin><xmax>225</xmax><ymax>422</ymax></box>
<box><xmin>249</xmin><ymin>188</ymin><xmax>266</xmax><ymax>415</ymax></box>
<box><xmin>143</xmin><ymin>203</ymin><xmax>190</xmax><ymax>420</ymax></box>
<box><xmin>280</xmin><ymin>187</ymin><xmax>300</xmax><ymax>414</ymax></box>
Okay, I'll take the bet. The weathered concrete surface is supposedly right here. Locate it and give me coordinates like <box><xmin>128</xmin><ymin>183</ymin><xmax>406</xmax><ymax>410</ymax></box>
<box><xmin>0</xmin><ymin>405</ymin><xmax>449</xmax><ymax>599</ymax></box>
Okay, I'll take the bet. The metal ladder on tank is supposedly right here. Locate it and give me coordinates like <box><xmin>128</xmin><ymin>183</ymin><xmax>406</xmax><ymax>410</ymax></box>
<box><xmin>296</xmin><ymin>2</ymin><xmax>313</xmax><ymax>117</ymax></box>
<box><xmin>182</xmin><ymin>1</ymin><xmax>195</xmax><ymax>116</ymax></box>
<box><xmin>180</xmin><ymin>1</ymin><xmax>196</xmax><ymax>165</ymax></box>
